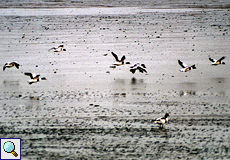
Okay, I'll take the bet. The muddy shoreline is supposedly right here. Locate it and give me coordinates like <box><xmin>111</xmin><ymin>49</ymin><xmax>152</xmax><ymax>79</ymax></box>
<box><xmin>1</xmin><ymin>2</ymin><xmax>230</xmax><ymax>159</ymax></box>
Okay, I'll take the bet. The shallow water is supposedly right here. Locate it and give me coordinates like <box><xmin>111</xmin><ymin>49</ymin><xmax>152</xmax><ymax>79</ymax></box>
<box><xmin>0</xmin><ymin>4</ymin><xmax>230</xmax><ymax>159</ymax></box>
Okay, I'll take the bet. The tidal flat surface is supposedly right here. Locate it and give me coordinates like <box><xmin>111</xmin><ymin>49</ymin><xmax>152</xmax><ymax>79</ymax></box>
<box><xmin>0</xmin><ymin>2</ymin><xmax>230</xmax><ymax>159</ymax></box>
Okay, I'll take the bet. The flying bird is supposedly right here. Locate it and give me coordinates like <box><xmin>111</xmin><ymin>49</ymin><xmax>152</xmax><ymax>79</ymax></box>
<box><xmin>178</xmin><ymin>60</ymin><xmax>196</xmax><ymax>72</ymax></box>
<box><xmin>154</xmin><ymin>112</ymin><xmax>170</xmax><ymax>128</ymax></box>
<box><xmin>130</xmin><ymin>63</ymin><xmax>147</xmax><ymax>74</ymax></box>
<box><xmin>111</xmin><ymin>52</ymin><xmax>130</xmax><ymax>66</ymax></box>
<box><xmin>24</xmin><ymin>72</ymin><xmax>47</xmax><ymax>85</ymax></box>
<box><xmin>3</xmin><ymin>61</ymin><xmax>20</xmax><ymax>71</ymax></box>
<box><xmin>48</xmin><ymin>45</ymin><xmax>66</xmax><ymax>52</ymax></box>
<box><xmin>209</xmin><ymin>56</ymin><xmax>226</xmax><ymax>65</ymax></box>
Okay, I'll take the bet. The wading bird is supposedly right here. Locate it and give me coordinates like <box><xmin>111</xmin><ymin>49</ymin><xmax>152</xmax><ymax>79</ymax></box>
<box><xmin>154</xmin><ymin>113</ymin><xmax>170</xmax><ymax>128</ymax></box>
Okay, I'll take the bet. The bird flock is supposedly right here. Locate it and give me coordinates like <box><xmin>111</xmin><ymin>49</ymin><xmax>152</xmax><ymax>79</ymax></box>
<box><xmin>2</xmin><ymin>44</ymin><xmax>226</xmax><ymax>128</ymax></box>
<box><xmin>110</xmin><ymin>51</ymin><xmax>147</xmax><ymax>74</ymax></box>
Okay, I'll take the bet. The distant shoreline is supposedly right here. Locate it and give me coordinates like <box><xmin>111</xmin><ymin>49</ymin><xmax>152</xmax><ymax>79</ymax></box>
<box><xmin>0</xmin><ymin>7</ymin><xmax>228</xmax><ymax>16</ymax></box>
<box><xmin>0</xmin><ymin>0</ymin><xmax>229</xmax><ymax>10</ymax></box>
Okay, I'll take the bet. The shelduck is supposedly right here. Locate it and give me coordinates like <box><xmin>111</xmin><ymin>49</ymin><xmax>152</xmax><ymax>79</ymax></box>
<box><xmin>3</xmin><ymin>61</ymin><xmax>20</xmax><ymax>71</ymax></box>
<box><xmin>24</xmin><ymin>72</ymin><xmax>47</xmax><ymax>85</ymax></box>
<box><xmin>154</xmin><ymin>113</ymin><xmax>170</xmax><ymax>128</ymax></box>
<box><xmin>209</xmin><ymin>56</ymin><xmax>226</xmax><ymax>65</ymax></box>
<box><xmin>111</xmin><ymin>52</ymin><xmax>130</xmax><ymax>66</ymax></box>
<box><xmin>178</xmin><ymin>60</ymin><xmax>196</xmax><ymax>72</ymax></box>
<box><xmin>130</xmin><ymin>63</ymin><xmax>147</xmax><ymax>74</ymax></box>
<box><xmin>49</xmin><ymin>45</ymin><xmax>66</xmax><ymax>52</ymax></box>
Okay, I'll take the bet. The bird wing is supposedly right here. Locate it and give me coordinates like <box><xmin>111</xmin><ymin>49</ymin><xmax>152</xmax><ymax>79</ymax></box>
<box><xmin>120</xmin><ymin>55</ymin><xmax>126</xmax><ymax>62</ymax></box>
<box><xmin>178</xmin><ymin>60</ymin><xmax>188</xmax><ymax>68</ymax></box>
<box><xmin>154</xmin><ymin>117</ymin><xmax>163</xmax><ymax>124</ymax></box>
<box><xmin>111</xmin><ymin>52</ymin><xmax>119</xmax><ymax>62</ymax></box>
<box><xmin>3</xmin><ymin>63</ymin><xmax>8</xmax><ymax>71</ymax></box>
<box><xmin>24</xmin><ymin>72</ymin><xmax>36</xmax><ymax>79</ymax></box>
<box><xmin>138</xmin><ymin>66</ymin><xmax>147</xmax><ymax>73</ymax></box>
<box><xmin>208</xmin><ymin>56</ymin><xmax>216</xmax><ymax>62</ymax></box>
<box><xmin>58</xmin><ymin>45</ymin><xmax>64</xmax><ymax>48</ymax></box>
<box><xmin>12</xmin><ymin>62</ymin><xmax>20</xmax><ymax>69</ymax></box>
<box><xmin>218</xmin><ymin>56</ymin><xmax>225</xmax><ymax>62</ymax></box>
<box><xmin>48</xmin><ymin>47</ymin><xmax>56</xmax><ymax>51</ymax></box>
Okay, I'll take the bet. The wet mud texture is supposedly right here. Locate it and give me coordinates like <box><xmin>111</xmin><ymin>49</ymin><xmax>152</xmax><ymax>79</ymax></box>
<box><xmin>1</xmin><ymin>3</ymin><xmax>230</xmax><ymax>160</ymax></box>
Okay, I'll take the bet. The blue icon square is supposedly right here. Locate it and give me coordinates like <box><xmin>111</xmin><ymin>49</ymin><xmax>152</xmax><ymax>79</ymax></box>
<box><xmin>0</xmin><ymin>138</ymin><xmax>21</xmax><ymax>160</ymax></box>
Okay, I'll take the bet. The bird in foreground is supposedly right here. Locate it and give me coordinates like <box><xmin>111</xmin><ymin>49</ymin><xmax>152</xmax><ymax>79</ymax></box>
<box><xmin>3</xmin><ymin>61</ymin><xmax>20</xmax><ymax>71</ymax></box>
<box><xmin>154</xmin><ymin>113</ymin><xmax>170</xmax><ymax>128</ymax></box>
<box><xmin>130</xmin><ymin>63</ymin><xmax>147</xmax><ymax>74</ymax></box>
<box><xmin>178</xmin><ymin>60</ymin><xmax>196</xmax><ymax>72</ymax></box>
<box><xmin>111</xmin><ymin>52</ymin><xmax>130</xmax><ymax>66</ymax></box>
<box><xmin>24</xmin><ymin>72</ymin><xmax>47</xmax><ymax>85</ymax></box>
<box><xmin>48</xmin><ymin>45</ymin><xmax>66</xmax><ymax>52</ymax></box>
<box><xmin>209</xmin><ymin>56</ymin><xmax>226</xmax><ymax>65</ymax></box>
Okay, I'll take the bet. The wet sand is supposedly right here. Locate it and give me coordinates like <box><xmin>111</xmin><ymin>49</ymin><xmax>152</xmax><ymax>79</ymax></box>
<box><xmin>0</xmin><ymin>1</ymin><xmax>230</xmax><ymax>159</ymax></box>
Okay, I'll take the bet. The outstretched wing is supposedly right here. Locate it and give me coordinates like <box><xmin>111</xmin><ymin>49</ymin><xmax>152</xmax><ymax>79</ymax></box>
<box><xmin>208</xmin><ymin>56</ymin><xmax>215</xmax><ymax>62</ymax></box>
<box><xmin>3</xmin><ymin>63</ymin><xmax>7</xmax><ymax>71</ymax></box>
<box><xmin>178</xmin><ymin>60</ymin><xmax>188</xmax><ymax>68</ymax></box>
<box><xmin>48</xmin><ymin>47</ymin><xmax>56</xmax><ymax>51</ymax></box>
<box><xmin>58</xmin><ymin>45</ymin><xmax>64</xmax><ymax>48</ymax></box>
<box><xmin>12</xmin><ymin>62</ymin><xmax>20</xmax><ymax>69</ymax></box>
<box><xmin>218</xmin><ymin>56</ymin><xmax>225</xmax><ymax>62</ymax></box>
<box><xmin>138</xmin><ymin>67</ymin><xmax>147</xmax><ymax>73</ymax></box>
<box><xmin>120</xmin><ymin>55</ymin><xmax>126</xmax><ymax>62</ymax></box>
<box><xmin>111</xmin><ymin>52</ymin><xmax>119</xmax><ymax>62</ymax></box>
<box><xmin>24</xmin><ymin>72</ymin><xmax>36</xmax><ymax>79</ymax></box>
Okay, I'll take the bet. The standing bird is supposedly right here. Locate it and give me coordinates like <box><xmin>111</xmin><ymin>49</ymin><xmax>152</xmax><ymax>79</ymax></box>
<box><xmin>154</xmin><ymin>113</ymin><xmax>170</xmax><ymax>128</ymax></box>
<box><xmin>111</xmin><ymin>52</ymin><xmax>130</xmax><ymax>66</ymax></box>
<box><xmin>178</xmin><ymin>60</ymin><xmax>196</xmax><ymax>72</ymax></box>
<box><xmin>24</xmin><ymin>72</ymin><xmax>47</xmax><ymax>85</ymax></box>
<box><xmin>48</xmin><ymin>45</ymin><xmax>66</xmax><ymax>52</ymax></box>
<box><xmin>209</xmin><ymin>56</ymin><xmax>226</xmax><ymax>65</ymax></box>
<box><xmin>3</xmin><ymin>61</ymin><xmax>20</xmax><ymax>71</ymax></box>
<box><xmin>130</xmin><ymin>63</ymin><xmax>147</xmax><ymax>74</ymax></box>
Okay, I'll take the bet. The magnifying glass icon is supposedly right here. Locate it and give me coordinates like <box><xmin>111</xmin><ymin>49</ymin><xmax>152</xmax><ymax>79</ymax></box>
<box><xmin>3</xmin><ymin>141</ymin><xmax>18</xmax><ymax>157</ymax></box>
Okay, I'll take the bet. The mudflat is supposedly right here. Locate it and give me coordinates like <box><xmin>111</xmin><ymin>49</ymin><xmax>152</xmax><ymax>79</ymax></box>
<box><xmin>0</xmin><ymin>1</ymin><xmax>230</xmax><ymax>159</ymax></box>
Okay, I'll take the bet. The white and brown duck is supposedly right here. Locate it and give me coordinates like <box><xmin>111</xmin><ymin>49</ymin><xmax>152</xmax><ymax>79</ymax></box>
<box><xmin>111</xmin><ymin>52</ymin><xmax>130</xmax><ymax>66</ymax></box>
<box><xmin>209</xmin><ymin>56</ymin><xmax>226</xmax><ymax>65</ymax></box>
<box><xmin>154</xmin><ymin>113</ymin><xmax>170</xmax><ymax>128</ymax></box>
<box><xmin>49</xmin><ymin>45</ymin><xmax>66</xmax><ymax>52</ymax></box>
<box><xmin>3</xmin><ymin>61</ymin><xmax>20</xmax><ymax>71</ymax></box>
<box><xmin>178</xmin><ymin>60</ymin><xmax>196</xmax><ymax>72</ymax></box>
<box><xmin>24</xmin><ymin>72</ymin><xmax>47</xmax><ymax>85</ymax></box>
